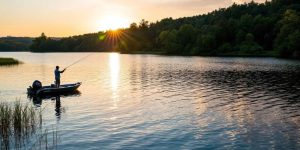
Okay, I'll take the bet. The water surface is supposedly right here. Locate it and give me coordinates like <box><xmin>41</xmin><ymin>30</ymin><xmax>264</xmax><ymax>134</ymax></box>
<box><xmin>0</xmin><ymin>52</ymin><xmax>300</xmax><ymax>149</ymax></box>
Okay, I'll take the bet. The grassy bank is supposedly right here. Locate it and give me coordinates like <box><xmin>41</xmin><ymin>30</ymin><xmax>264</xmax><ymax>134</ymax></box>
<box><xmin>0</xmin><ymin>57</ymin><xmax>21</xmax><ymax>66</ymax></box>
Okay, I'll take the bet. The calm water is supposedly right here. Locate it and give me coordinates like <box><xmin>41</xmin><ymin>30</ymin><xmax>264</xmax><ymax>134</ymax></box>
<box><xmin>1</xmin><ymin>52</ymin><xmax>300</xmax><ymax>149</ymax></box>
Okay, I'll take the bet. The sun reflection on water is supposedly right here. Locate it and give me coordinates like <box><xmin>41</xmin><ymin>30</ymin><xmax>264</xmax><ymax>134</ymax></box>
<box><xmin>109</xmin><ymin>53</ymin><xmax>120</xmax><ymax>90</ymax></box>
<box><xmin>109</xmin><ymin>53</ymin><xmax>120</xmax><ymax>110</ymax></box>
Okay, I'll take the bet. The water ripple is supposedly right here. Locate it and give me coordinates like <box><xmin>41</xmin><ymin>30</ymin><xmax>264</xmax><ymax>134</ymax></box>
<box><xmin>1</xmin><ymin>53</ymin><xmax>300</xmax><ymax>149</ymax></box>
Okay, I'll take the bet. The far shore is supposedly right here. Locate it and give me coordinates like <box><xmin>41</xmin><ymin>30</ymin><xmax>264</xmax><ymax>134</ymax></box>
<box><xmin>121</xmin><ymin>50</ymin><xmax>280</xmax><ymax>57</ymax></box>
<box><xmin>2</xmin><ymin>50</ymin><xmax>299</xmax><ymax>60</ymax></box>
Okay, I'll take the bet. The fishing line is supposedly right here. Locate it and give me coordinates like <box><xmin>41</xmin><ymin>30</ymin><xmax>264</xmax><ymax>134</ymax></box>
<box><xmin>64</xmin><ymin>53</ymin><xmax>93</xmax><ymax>70</ymax></box>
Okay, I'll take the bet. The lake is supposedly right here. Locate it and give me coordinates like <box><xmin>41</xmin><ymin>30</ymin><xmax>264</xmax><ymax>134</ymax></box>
<box><xmin>1</xmin><ymin>52</ymin><xmax>300</xmax><ymax>149</ymax></box>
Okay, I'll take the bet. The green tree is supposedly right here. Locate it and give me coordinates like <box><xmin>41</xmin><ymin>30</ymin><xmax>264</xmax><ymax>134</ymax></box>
<box><xmin>30</xmin><ymin>33</ymin><xmax>48</xmax><ymax>51</ymax></box>
<box><xmin>177</xmin><ymin>24</ymin><xmax>196</xmax><ymax>54</ymax></box>
<box><xmin>275</xmin><ymin>9</ymin><xmax>300</xmax><ymax>57</ymax></box>
<box><xmin>287</xmin><ymin>30</ymin><xmax>300</xmax><ymax>58</ymax></box>
<box><xmin>139</xmin><ymin>19</ymin><xmax>149</xmax><ymax>31</ymax></box>
<box><xmin>130</xmin><ymin>23</ymin><xmax>138</xmax><ymax>31</ymax></box>
<box><xmin>236</xmin><ymin>30</ymin><xmax>246</xmax><ymax>43</ymax></box>
<box><xmin>218</xmin><ymin>43</ymin><xmax>232</xmax><ymax>53</ymax></box>
<box><xmin>236</xmin><ymin>33</ymin><xmax>263</xmax><ymax>54</ymax></box>
<box><xmin>239</xmin><ymin>14</ymin><xmax>254</xmax><ymax>32</ymax></box>
<box><xmin>195</xmin><ymin>34</ymin><xmax>216</xmax><ymax>54</ymax></box>
<box><xmin>158</xmin><ymin>30</ymin><xmax>179</xmax><ymax>54</ymax></box>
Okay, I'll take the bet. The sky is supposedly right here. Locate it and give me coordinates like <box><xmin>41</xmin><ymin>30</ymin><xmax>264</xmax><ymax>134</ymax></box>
<box><xmin>0</xmin><ymin>0</ymin><xmax>265</xmax><ymax>37</ymax></box>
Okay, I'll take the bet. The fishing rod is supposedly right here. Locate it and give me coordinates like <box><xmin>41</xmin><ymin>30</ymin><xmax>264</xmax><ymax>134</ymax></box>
<box><xmin>63</xmin><ymin>53</ymin><xmax>93</xmax><ymax>70</ymax></box>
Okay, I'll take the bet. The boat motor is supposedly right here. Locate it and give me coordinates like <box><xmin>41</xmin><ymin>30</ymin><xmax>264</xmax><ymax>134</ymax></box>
<box><xmin>32</xmin><ymin>80</ymin><xmax>42</xmax><ymax>91</ymax></box>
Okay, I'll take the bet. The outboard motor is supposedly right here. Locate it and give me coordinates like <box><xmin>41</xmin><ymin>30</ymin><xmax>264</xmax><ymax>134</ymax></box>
<box><xmin>32</xmin><ymin>80</ymin><xmax>42</xmax><ymax>91</ymax></box>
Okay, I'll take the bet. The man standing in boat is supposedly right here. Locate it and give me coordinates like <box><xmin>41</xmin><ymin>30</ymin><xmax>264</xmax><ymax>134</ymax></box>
<box><xmin>54</xmin><ymin>66</ymin><xmax>66</xmax><ymax>87</ymax></box>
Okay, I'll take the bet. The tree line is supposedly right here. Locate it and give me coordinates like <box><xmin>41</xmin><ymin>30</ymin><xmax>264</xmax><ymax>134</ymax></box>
<box><xmin>25</xmin><ymin>0</ymin><xmax>300</xmax><ymax>58</ymax></box>
<box><xmin>116</xmin><ymin>0</ymin><xmax>300</xmax><ymax>58</ymax></box>
<box><xmin>0</xmin><ymin>37</ymin><xmax>32</xmax><ymax>51</ymax></box>
<box><xmin>29</xmin><ymin>32</ymin><xmax>111</xmax><ymax>52</ymax></box>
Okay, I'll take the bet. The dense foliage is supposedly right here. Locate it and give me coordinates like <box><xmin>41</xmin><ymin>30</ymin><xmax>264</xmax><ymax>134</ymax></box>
<box><xmin>0</xmin><ymin>37</ymin><xmax>32</xmax><ymax>51</ymax></box>
<box><xmin>29</xmin><ymin>0</ymin><xmax>300</xmax><ymax>58</ymax></box>
<box><xmin>117</xmin><ymin>0</ymin><xmax>300</xmax><ymax>58</ymax></box>
<box><xmin>29</xmin><ymin>32</ymin><xmax>113</xmax><ymax>52</ymax></box>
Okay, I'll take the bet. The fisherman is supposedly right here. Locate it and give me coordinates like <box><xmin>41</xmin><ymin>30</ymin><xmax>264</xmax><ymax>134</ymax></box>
<box><xmin>54</xmin><ymin>66</ymin><xmax>66</xmax><ymax>87</ymax></box>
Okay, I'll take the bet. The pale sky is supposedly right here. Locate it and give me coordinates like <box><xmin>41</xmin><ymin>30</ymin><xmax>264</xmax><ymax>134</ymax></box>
<box><xmin>0</xmin><ymin>0</ymin><xmax>264</xmax><ymax>37</ymax></box>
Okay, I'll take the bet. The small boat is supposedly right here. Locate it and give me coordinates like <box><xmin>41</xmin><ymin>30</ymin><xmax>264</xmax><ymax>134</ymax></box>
<box><xmin>28</xmin><ymin>82</ymin><xmax>81</xmax><ymax>96</ymax></box>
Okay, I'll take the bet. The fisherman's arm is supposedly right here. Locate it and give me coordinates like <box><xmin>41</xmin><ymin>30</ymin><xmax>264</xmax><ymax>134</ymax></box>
<box><xmin>60</xmin><ymin>69</ymin><xmax>66</xmax><ymax>73</ymax></box>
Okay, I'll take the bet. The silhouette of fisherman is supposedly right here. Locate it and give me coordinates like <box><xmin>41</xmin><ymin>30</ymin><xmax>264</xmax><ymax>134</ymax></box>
<box><xmin>54</xmin><ymin>66</ymin><xmax>66</xmax><ymax>87</ymax></box>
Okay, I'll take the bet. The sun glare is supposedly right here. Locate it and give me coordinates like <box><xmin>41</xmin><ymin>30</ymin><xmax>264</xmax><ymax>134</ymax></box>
<box><xmin>109</xmin><ymin>53</ymin><xmax>120</xmax><ymax>91</ymax></box>
<box><xmin>98</xmin><ymin>15</ymin><xmax>130</xmax><ymax>31</ymax></box>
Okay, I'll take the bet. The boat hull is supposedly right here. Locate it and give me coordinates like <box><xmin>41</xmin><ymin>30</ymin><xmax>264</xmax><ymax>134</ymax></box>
<box><xmin>28</xmin><ymin>82</ymin><xmax>81</xmax><ymax>96</ymax></box>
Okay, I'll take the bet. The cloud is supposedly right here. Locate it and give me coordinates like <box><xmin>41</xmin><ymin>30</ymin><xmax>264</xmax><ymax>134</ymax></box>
<box><xmin>108</xmin><ymin>0</ymin><xmax>265</xmax><ymax>17</ymax></box>
<box><xmin>107</xmin><ymin>0</ymin><xmax>234</xmax><ymax>21</ymax></box>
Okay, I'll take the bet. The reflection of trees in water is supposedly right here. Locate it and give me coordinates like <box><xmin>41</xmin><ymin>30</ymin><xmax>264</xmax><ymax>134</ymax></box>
<box><xmin>136</xmin><ymin>66</ymin><xmax>300</xmax><ymax>119</ymax></box>
<box><xmin>146</xmin><ymin>68</ymin><xmax>300</xmax><ymax>147</ymax></box>
<box><xmin>199</xmin><ymin>70</ymin><xmax>300</xmax><ymax>148</ymax></box>
<box><xmin>200</xmin><ymin>70</ymin><xmax>300</xmax><ymax>104</ymax></box>
<box><xmin>152</xmin><ymin>67</ymin><xmax>300</xmax><ymax>104</ymax></box>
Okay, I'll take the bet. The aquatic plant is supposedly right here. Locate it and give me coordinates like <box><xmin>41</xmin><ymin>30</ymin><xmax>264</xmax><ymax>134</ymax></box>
<box><xmin>0</xmin><ymin>57</ymin><xmax>21</xmax><ymax>66</ymax></box>
<box><xmin>0</xmin><ymin>101</ymin><xmax>58</xmax><ymax>149</ymax></box>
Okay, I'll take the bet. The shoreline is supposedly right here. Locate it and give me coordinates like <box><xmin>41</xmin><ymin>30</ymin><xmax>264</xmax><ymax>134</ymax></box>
<box><xmin>1</xmin><ymin>50</ymin><xmax>299</xmax><ymax>60</ymax></box>
<box><xmin>120</xmin><ymin>50</ymin><xmax>283</xmax><ymax>58</ymax></box>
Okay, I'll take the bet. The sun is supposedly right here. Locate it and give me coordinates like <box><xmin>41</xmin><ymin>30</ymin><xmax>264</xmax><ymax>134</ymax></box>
<box><xmin>98</xmin><ymin>15</ymin><xmax>130</xmax><ymax>31</ymax></box>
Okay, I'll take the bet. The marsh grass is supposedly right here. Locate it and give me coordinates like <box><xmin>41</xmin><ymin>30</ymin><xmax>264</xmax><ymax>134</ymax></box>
<box><xmin>29</xmin><ymin>127</ymin><xmax>59</xmax><ymax>150</ymax></box>
<box><xmin>0</xmin><ymin>103</ymin><xmax>11</xmax><ymax>149</ymax></box>
<box><xmin>0</xmin><ymin>57</ymin><xmax>21</xmax><ymax>66</ymax></box>
<box><xmin>0</xmin><ymin>101</ymin><xmax>58</xmax><ymax>149</ymax></box>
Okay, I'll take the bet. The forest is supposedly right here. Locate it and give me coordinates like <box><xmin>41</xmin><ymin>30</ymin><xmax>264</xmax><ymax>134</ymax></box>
<box><xmin>4</xmin><ymin>0</ymin><xmax>300</xmax><ymax>59</ymax></box>
<box><xmin>0</xmin><ymin>37</ymin><xmax>32</xmax><ymax>51</ymax></box>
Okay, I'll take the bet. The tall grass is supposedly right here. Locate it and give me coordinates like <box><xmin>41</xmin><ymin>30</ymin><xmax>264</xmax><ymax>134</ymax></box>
<box><xmin>0</xmin><ymin>101</ymin><xmax>58</xmax><ymax>149</ymax></box>
<box><xmin>0</xmin><ymin>103</ymin><xmax>11</xmax><ymax>149</ymax></box>
<box><xmin>29</xmin><ymin>127</ymin><xmax>59</xmax><ymax>150</ymax></box>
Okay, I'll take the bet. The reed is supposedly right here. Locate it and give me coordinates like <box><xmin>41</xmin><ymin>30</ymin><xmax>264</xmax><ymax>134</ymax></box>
<box><xmin>29</xmin><ymin>127</ymin><xmax>59</xmax><ymax>150</ymax></box>
<box><xmin>0</xmin><ymin>101</ymin><xmax>58</xmax><ymax>149</ymax></box>
<box><xmin>0</xmin><ymin>103</ymin><xmax>12</xmax><ymax>149</ymax></box>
